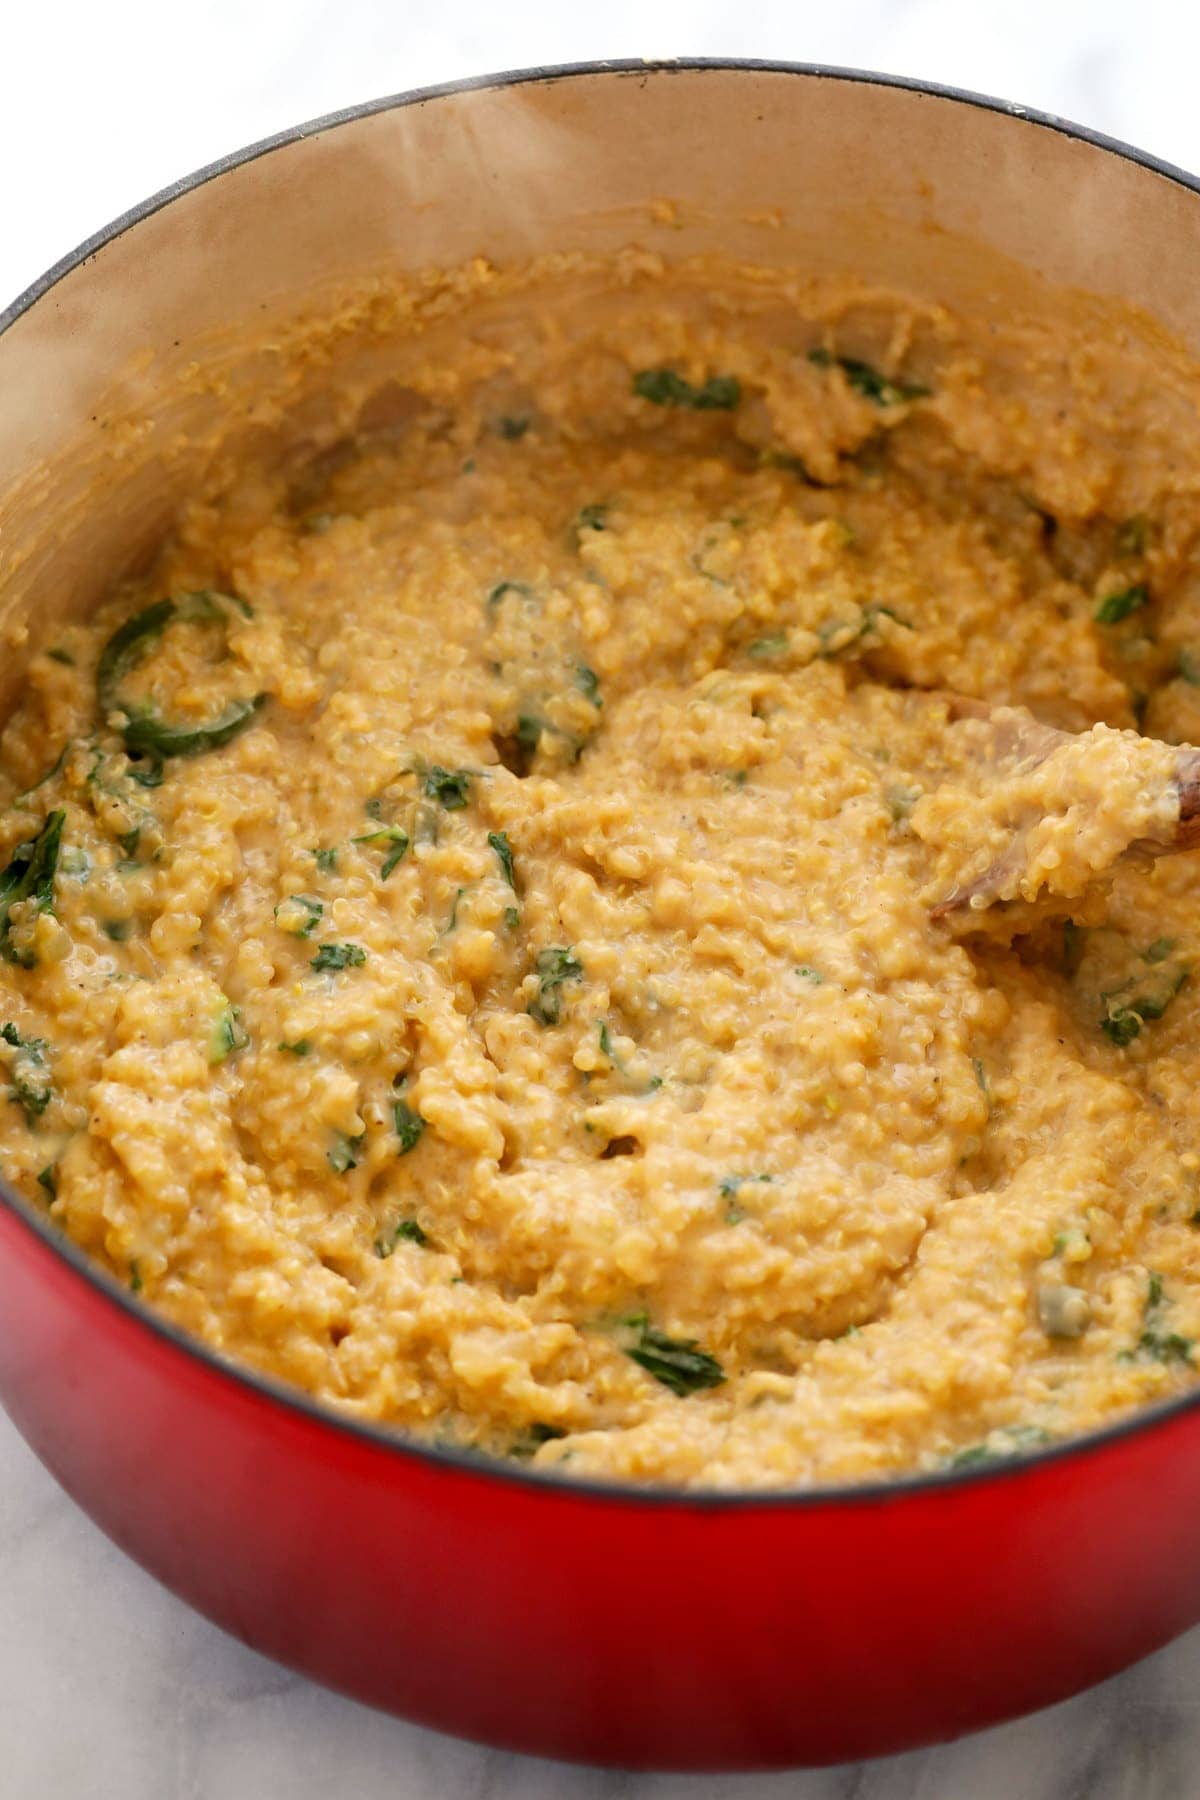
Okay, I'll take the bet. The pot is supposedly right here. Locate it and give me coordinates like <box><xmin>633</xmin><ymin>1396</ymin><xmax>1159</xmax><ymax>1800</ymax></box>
<box><xmin>3</xmin><ymin>61</ymin><xmax>1200</xmax><ymax>1771</ymax></box>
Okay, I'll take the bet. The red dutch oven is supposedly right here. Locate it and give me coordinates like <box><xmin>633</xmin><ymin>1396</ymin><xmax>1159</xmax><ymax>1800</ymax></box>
<box><xmin>3</xmin><ymin>62</ymin><xmax>1200</xmax><ymax>1771</ymax></box>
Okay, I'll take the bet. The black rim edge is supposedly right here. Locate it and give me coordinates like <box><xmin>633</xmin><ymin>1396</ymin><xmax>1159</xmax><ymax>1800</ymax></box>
<box><xmin>4</xmin><ymin>55</ymin><xmax>1200</xmax><ymax>1514</ymax></box>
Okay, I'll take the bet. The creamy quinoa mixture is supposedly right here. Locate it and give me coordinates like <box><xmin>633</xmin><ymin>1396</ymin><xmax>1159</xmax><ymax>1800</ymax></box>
<box><xmin>4</xmin><ymin>257</ymin><xmax>1200</xmax><ymax>1488</ymax></box>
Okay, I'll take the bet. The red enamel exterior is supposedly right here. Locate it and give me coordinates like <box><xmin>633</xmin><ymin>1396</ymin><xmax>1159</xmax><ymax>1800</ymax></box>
<box><xmin>4</xmin><ymin>1196</ymin><xmax>1200</xmax><ymax>1768</ymax></box>
<box><xmin>5</xmin><ymin>63</ymin><xmax>1200</xmax><ymax>1771</ymax></box>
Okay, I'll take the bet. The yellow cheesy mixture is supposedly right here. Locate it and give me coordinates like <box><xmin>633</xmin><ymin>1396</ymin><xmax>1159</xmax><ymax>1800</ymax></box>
<box><xmin>3</xmin><ymin>256</ymin><xmax>1200</xmax><ymax>1488</ymax></box>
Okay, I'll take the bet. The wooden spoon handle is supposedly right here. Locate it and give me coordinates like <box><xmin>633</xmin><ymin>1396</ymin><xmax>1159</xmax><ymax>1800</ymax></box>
<box><xmin>928</xmin><ymin>719</ymin><xmax>1200</xmax><ymax>920</ymax></box>
<box><xmin>1174</xmin><ymin>750</ymin><xmax>1200</xmax><ymax>851</ymax></box>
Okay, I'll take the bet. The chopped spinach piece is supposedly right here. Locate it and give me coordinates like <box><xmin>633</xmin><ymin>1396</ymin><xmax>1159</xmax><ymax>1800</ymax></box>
<box><xmin>96</xmin><ymin>592</ymin><xmax>265</xmax><ymax>761</ymax></box>
<box><xmin>594</xmin><ymin>1020</ymin><xmax>661</xmax><ymax>1094</ymax></box>
<box><xmin>748</xmin><ymin>633</ymin><xmax>788</xmax><ymax>659</ymax></box>
<box><xmin>1135</xmin><ymin>1274</ymin><xmax>1194</xmax><ymax>1363</ymax></box>
<box><xmin>129</xmin><ymin>1261</ymin><xmax>143</xmax><ymax>1294</ymax></box>
<box><xmin>311</xmin><ymin>942</ymin><xmax>367</xmax><ymax>973</ymax></box>
<box><xmin>1101</xmin><ymin>964</ymin><xmax>1187</xmax><ymax>1046</ymax></box>
<box><xmin>14</xmin><ymin>744</ymin><xmax>69</xmax><ymax>806</ymax></box>
<box><xmin>632</xmin><ymin>368</ymin><xmax>741</xmax><ymax>411</ymax></box>
<box><xmin>311</xmin><ymin>847</ymin><xmax>339</xmax><ymax>873</ymax></box>
<box><xmin>503</xmin><ymin>906</ymin><xmax>520</xmax><ymax>931</ymax></box>
<box><xmin>393</xmin><ymin>1086</ymin><xmax>425</xmax><ymax>1156</ymax></box>
<box><xmin>626</xmin><ymin>1321</ymin><xmax>726</xmax><ymax>1395</ymax></box>
<box><xmin>11</xmin><ymin>1072</ymin><xmax>50</xmax><ymax>1123</ymax></box>
<box><xmin>885</xmin><ymin>784</ymin><xmax>919</xmax><ymax>824</ymax></box>
<box><xmin>91</xmin><ymin>592</ymin><xmax>172</xmax><ymax>708</ymax></box>
<box><xmin>486</xmin><ymin>580</ymin><xmax>533</xmax><ymax>610</ymax></box>
<box><xmin>1145</xmin><ymin>937</ymin><xmax>1176</xmax><ymax>964</ymax></box>
<box><xmin>795</xmin><ymin>966</ymin><xmax>824</xmax><ymax>985</ymax></box>
<box><xmin>128</xmin><ymin>756</ymin><xmax>165</xmax><ymax>789</ymax></box>
<box><xmin>528</xmin><ymin>945</ymin><xmax>583</xmax><ymax>1025</ymax></box>
<box><xmin>274</xmin><ymin>894</ymin><xmax>324</xmax><ymax>937</ymax></box>
<box><xmin>36</xmin><ymin>1164</ymin><xmax>57</xmax><ymax>1200</ymax></box>
<box><xmin>45</xmin><ymin>647</ymin><xmax>75</xmax><ymax>667</ymax></box>
<box><xmin>498</xmin><ymin>414</ymin><xmax>530</xmax><ymax>439</ymax></box>
<box><xmin>818</xmin><ymin>602</ymin><xmax>913</xmax><ymax>659</ymax></box>
<box><xmin>381</xmin><ymin>838</ymin><xmax>409</xmax><ymax>880</ymax></box>
<box><xmin>422</xmin><ymin>766</ymin><xmax>473</xmax><ymax>810</ymax></box>
<box><xmin>488</xmin><ymin>831</ymin><xmax>517</xmax><ymax>890</ymax></box>
<box><xmin>720</xmin><ymin>1171</ymin><xmax>773</xmax><ymax>1223</ymax></box>
<box><xmin>375</xmin><ymin>1216</ymin><xmax>430</xmax><ymax>1257</ymax></box>
<box><xmin>278</xmin><ymin>1039</ymin><xmax>311</xmax><ymax>1056</ymax></box>
<box><xmin>102</xmin><ymin>919</ymin><xmax>132</xmax><ymax>942</ymax></box>
<box><xmin>576</xmin><ymin>503</ymin><xmax>608</xmax><ymax>531</ymax></box>
<box><xmin>509</xmin><ymin>1422</ymin><xmax>568</xmax><ymax>1458</ymax></box>
<box><xmin>83</xmin><ymin>746</ymin><xmax>161</xmax><ymax>856</ymax></box>
<box><xmin>1140</xmin><ymin>1328</ymin><xmax>1194</xmax><ymax>1363</ymax></box>
<box><xmin>718</xmin><ymin>1172</ymin><xmax>773</xmax><ymax>1200</ymax></box>
<box><xmin>1102</xmin><ymin>1008</ymin><xmax>1143</xmax><ymax>1048</ymax></box>
<box><xmin>1</xmin><ymin>1023</ymin><xmax>52</xmax><ymax>1123</ymax></box>
<box><xmin>327</xmin><ymin>1132</ymin><xmax>365</xmax><ymax>1174</ymax></box>
<box><xmin>719</xmin><ymin>1174</ymin><xmax>767</xmax><ymax>1220</ymax></box>
<box><xmin>1094</xmin><ymin>584</ymin><xmax>1148</xmax><ymax>625</ymax></box>
<box><xmin>516</xmin><ymin>715</ymin><xmax>544</xmax><ymax>757</ymax></box>
<box><xmin>209</xmin><ymin>1001</ymin><xmax>249</xmax><ymax>1065</ymax></box>
<box><xmin>946</xmin><ymin>1425</ymin><xmax>1051</xmax><ymax>1470</ymax></box>
<box><xmin>0</xmin><ymin>811</ymin><xmax>65</xmax><ymax>967</ymax></box>
<box><xmin>575</xmin><ymin>664</ymin><xmax>603</xmax><ymax>707</ymax></box>
<box><xmin>512</xmin><ymin>713</ymin><xmax>583</xmax><ymax>765</ymax></box>
<box><xmin>353</xmin><ymin>827</ymin><xmax>409</xmax><ymax>880</ymax></box>
<box><xmin>807</xmin><ymin>347</ymin><xmax>930</xmax><ymax>405</ymax></box>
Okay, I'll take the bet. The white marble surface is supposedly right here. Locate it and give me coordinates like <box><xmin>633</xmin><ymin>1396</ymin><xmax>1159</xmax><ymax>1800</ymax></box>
<box><xmin>5</xmin><ymin>1381</ymin><xmax>1200</xmax><ymax>1800</ymax></box>
<box><xmin>6</xmin><ymin>3</ymin><xmax>1200</xmax><ymax>1794</ymax></box>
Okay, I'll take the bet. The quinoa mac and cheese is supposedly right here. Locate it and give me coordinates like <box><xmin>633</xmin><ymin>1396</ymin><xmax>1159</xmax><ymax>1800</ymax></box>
<box><xmin>4</xmin><ymin>253</ymin><xmax>1200</xmax><ymax>1489</ymax></box>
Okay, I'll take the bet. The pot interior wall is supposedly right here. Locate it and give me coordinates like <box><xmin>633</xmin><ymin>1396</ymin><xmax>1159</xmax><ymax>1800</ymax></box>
<box><xmin>1</xmin><ymin>65</ymin><xmax>1198</xmax><ymax>716</ymax></box>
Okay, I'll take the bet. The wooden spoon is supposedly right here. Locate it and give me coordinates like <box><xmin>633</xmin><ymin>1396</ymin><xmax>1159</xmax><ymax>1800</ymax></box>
<box><xmin>921</xmin><ymin>698</ymin><xmax>1200</xmax><ymax>919</ymax></box>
